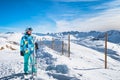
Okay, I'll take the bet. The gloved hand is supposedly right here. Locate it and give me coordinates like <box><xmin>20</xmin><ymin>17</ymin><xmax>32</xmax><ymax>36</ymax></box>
<box><xmin>20</xmin><ymin>51</ymin><xmax>24</xmax><ymax>56</ymax></box>
<box><xmin>35</xmin><ymin>42</ymin><xmax>39</xmax><ymax>50</ymax></box>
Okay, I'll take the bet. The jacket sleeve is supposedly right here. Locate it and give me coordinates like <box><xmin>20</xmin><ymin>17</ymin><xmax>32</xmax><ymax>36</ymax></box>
<box><xmin>30</xmin><ymin>36</ymin><xmax>35</xmax><ymax>52</ymax></box>
<box><xmin>20</xmin><ymin>37</ymin><xmax>24</xmax><ymax>51</ymax></box>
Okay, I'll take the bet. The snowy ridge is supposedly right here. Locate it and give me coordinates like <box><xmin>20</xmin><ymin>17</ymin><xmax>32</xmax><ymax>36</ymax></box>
<box><xmin>48</xmin><ymin>30</ymin><xmax>120</xmax><ymax>43</ymax></box>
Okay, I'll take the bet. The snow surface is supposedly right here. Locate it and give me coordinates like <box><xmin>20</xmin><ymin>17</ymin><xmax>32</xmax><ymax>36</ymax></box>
<box><xmin>0</xmin><ymin>31</ymin><xmax>120</xmax><ymax>80</ymax></box>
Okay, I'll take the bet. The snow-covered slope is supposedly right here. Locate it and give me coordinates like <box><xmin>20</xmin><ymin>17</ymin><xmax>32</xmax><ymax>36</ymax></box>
<box><xmin>0</xmin><ymin>31</ymin><xmax>120</xmax><ymax>80</ymax></box>
<box><xmin>0</xmin><ymin>32</ymin><xmax>23</xmax><ymax>51</ymax></box>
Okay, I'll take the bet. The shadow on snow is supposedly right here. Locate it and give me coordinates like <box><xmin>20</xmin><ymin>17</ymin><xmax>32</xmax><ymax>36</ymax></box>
<box><xmin>47</xmin><ymin>73</ymin><xmax>80</xmax><ymax>80</ymax></box>
<box><xmin>0</xmin><ymin>73</ymin><xmax>24</xmax><ymax>80</ymax></box>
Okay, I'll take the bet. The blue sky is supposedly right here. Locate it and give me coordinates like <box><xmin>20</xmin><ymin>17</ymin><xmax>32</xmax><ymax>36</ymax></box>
<box><xmin>0</xmin><ymin>0</ymin><xmax>120</xmax><ymax>33</ymax></box>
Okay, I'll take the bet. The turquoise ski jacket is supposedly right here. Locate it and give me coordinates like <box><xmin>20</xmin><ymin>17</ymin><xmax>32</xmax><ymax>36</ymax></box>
<box><xmin>20</xmin><ymin>34</ymin><xmax>34</xmax><ymax>54</ymax></box>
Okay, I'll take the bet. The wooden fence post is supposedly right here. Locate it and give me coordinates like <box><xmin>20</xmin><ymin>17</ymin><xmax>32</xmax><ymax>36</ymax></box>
<box><xmin>52</xmin><ymin>38</ymin><xmax>54</xmax><ymax>49</ymax></box>
<box><xmin>105</xmin><ymin>32</ymin><xmax>108</xmax><ymax>69</ymax></box>
<box><xmin>40</xmin><ymin>39</ymin><xmax>42</xmax><ymax>45</ymax></box>
<box><xmin>68</xmin><ymin>34</ymin><xmax>70</xmax><ymax>57</ymax></box>
<box><xmin>62</xmin><ymin>41</ymin><xmax>64</xmax><ymax>55</ymax></box>
<box><xmin>42</xmin><ymin>38</ymin><xmax>44</xmax><ymax>45</ymax></box>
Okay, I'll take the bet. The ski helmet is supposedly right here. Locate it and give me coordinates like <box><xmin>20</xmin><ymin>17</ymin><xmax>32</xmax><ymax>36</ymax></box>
<box><xmin>25</xmin><ymin>27</ymin><xmax>33</xmax><ymax>32</ymax></box>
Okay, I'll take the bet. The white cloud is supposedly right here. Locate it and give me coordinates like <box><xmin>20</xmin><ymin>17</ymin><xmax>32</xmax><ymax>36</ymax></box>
<box><xmin>32</xmin><ymin>23</ymin><xmax>56</xmax><ymax>33</ymax></box>
<box><xmin>56</xmin><ymin>7</ymin><xmax>120</xmax><ymax>32</ymax></box>
<box><xmin>93</xmin><ymin>0</ymin><xmax>120</xmax><ymax>10</ymax></box>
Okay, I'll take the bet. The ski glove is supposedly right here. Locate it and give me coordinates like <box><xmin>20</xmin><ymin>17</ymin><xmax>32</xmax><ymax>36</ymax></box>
<box><xmin>35</xmin><ymin>42</ymin><xmax>39</xmax><ymax>50</ymax></box>
<box><xmin>20</xmin><ymin>51</ymin><xmax>24</xmax><ymax>56</ymax></box>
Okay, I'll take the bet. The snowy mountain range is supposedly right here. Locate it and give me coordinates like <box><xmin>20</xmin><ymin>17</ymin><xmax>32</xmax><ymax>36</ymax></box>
<box><xmin>47</xmin><ymin>30</ymin><xmax>120</xmax><ymax>43</ymax></box>
<box><xmin>0</xmin><ymin>30</ymin><xmax>120</xmax><ymax>80</ymax></box>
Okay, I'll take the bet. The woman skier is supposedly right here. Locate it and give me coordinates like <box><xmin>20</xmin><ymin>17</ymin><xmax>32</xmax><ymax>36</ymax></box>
<box><xmin>20</xmin><ymin>27</ymin><xmax>38</xmax><ymax>78</ymax></box>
